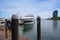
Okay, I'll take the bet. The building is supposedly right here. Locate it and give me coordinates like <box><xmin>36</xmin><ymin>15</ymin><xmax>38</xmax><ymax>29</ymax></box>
<box><xmin>53</xmin><ymin>10</ymin><xmax>58</xmax><ymax>18</ymax></box>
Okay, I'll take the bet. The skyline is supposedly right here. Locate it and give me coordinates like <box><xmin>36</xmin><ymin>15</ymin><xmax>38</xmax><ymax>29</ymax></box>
<box><xmin>0</xmin><ymin>0</ymin><xmax>60</xmax><ymax>19</ymax></box>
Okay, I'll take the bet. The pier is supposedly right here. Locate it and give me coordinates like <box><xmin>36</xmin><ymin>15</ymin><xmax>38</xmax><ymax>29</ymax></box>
<box><xmin>0</xmin><ymin>27</ymin><xmax>31</xmax><ymax>40</ymax></box>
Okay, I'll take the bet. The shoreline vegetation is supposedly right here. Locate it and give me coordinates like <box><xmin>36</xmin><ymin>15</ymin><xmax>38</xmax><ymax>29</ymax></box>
<box><xmin>47</xmin><ymin>17</ymin><xmax>60</xmax><ymax>20</ymax></box>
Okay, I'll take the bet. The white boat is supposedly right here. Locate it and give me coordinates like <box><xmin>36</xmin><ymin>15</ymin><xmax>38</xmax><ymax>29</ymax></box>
<box><xmin>23</xmin><ymin>14</ymin><xmax>35</xmax><ymax>24</ymax></box>
<box><xmin>0</xmin><ymin>18</ymin><xmax>5</xmax><ymax>30</ymax></box>
<box><xmin>0</xmin><ymin>18</ymin><xmax>5</xmax><ymax>26</ymax></box>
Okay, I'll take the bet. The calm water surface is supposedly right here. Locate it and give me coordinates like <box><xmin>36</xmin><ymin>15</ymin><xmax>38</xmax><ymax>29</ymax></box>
<box><xmin>19</xmin><ymin>19</ymin><xmax>60</xmax><ymax>40</ymax></box>
<box><xmin>41</xmin><ymin>20</ymin><xmax>60</xmax><ymax>40</ymax></box>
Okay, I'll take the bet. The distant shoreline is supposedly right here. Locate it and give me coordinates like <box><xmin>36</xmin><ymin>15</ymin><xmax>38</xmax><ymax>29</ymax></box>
<box><xmin>47</xmin><ymin>17</ymin><xmax>60</xmax><ymax>20</ymax></box>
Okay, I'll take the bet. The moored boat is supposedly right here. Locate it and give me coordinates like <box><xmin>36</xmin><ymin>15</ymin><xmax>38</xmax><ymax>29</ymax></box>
<box><xmin>23</xmin><ymin>14</ymin><xmax>35</xmax><ymax>24</ymax></box>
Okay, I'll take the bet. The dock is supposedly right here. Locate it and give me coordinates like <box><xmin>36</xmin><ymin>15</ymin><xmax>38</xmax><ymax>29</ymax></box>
<box><xmin>0</xmin><ymin>25</ymin><xmax>31</xmax><ymax>40</ymax></box>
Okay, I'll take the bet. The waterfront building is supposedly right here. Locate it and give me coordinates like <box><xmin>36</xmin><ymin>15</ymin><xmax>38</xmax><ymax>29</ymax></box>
<box><xmin>53</xmin><ymin>10</ymin><xmax>58</xmax><ymax>18</ymax></box>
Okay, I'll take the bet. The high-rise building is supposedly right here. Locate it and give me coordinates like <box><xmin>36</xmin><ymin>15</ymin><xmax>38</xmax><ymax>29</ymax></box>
<box><xmin>53</xmin><ymin>10</ymin><xmax>58</xmax><ymax>18</ymax></box>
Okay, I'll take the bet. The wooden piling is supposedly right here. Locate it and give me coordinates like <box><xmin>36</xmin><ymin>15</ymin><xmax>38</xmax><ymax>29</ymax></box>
<box><xmin>11</xmin><ymin>15</ymin><xmax>19</xmax><ymax>40</ymax></box>
<box><xmin>37</xmin><ymin>16</ymin><xmax>41</xmax><ymax>40</ymax></box>
<box><xmin>5</xmin><ymin>19</ymin><xmax>8</xmax><ymax>39</ymax></box>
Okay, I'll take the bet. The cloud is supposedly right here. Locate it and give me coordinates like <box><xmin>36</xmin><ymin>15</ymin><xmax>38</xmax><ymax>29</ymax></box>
<box><xmin>0</xmin><ymin>0</ymin><xmax>60</xmax><ymax>19</ymax></box>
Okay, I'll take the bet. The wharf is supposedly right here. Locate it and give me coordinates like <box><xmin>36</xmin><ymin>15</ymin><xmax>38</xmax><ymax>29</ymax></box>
<box><xmin>0</xmin><ymin>25</ymin><xmax>31</xmax><ymax>40</ymax></box>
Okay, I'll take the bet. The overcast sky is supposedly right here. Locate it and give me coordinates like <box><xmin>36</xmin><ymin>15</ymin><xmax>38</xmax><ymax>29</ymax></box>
<box><xmin>0</xmin><ymin>0</ymin><xmax>60</xmax><ymax>19</ymax></box>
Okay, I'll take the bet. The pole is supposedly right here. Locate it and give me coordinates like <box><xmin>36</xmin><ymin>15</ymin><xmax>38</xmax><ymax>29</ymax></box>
<box><xmin>5</xmin><ymin>19</ymin><xmax>8</xmax><ymax>39</ymax></box>
<box><xmin>11</xmin><ymin>14</ymin><xmax>19</xmax><ymax>40</ymax></box>
<box><xmin>37</xmin><ymin>16</ymin><xmax>41</xmax><ymax>40</ymax></box>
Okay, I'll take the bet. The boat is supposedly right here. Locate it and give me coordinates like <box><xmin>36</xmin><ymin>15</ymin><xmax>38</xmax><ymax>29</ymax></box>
<box><xmin>0</xmin><ymin>18</ymin><xmax>5</xmax><ymax>31</ymax></box>
<box><xmin>23</xmin><ymin>14</ymin><xmax>35</xmax><ymax>24</ymax></box>
<box><xmin>0</xmin><ymin>18</ymin><xmax>5</xmax><ymax>26</ymax></box>
<box><xmin>19</xmin><ymin>19</ymin><xmax>24</xmax><ymax>25</ymax></box>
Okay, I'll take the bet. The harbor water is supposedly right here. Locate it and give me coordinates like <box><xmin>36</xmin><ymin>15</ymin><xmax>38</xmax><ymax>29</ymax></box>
<box><xmin>19</xmin><ymin>19</ymin><xmax>60</xmax><ymax>40</ymax></box>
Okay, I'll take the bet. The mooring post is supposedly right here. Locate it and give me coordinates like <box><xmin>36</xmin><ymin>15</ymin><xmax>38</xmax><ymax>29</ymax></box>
<box><xmin>11</xmin><ymin>14</ymin><xmax>19</xmax><ymax>40</ymax></box>
<box><xmin>5</xmin><ymin>19</ymin><xmax>8</xmax><ymax>39</ymax></box>
<box><xmin>37</xmin><ymin>16</ymin><xmax>41</xmax><ymax>40</ymax></box>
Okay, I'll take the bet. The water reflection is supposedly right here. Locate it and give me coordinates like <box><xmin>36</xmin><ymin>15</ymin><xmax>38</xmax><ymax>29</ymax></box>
<box><xmin>53</xmin><ymin>20</ymin><xmax>58</xmax><ymax>29</ymax></box>
<box><xmin>58</xmin><ymin>21</ymin><xmax>60</xmax><ymax>32</ymax></box>
<box><xmin>53</xmin><ymin>20</ymin><xmax>59</xmax><ymax>32</ymax></box>
<box><xmin>19</xmin><ymin>23</ymin><xmax>35</xmax><ymax>40</ymax></box>
<box><xmin>19</xmin><ymin>25</ymin><xmax>24</xmax><ymax>37</ymax></box>
<box><xmin>41</xmin><ymin>20</ymin><xmax>60</xmax><ymax>40</ymax></box>
<box><xmin>23</xmin><ymin>24</ymin><xmax>33</xmax><ymax>32</ymax></box>
<box><xmin>22</xmin><ymin>24</ymin><xmax>34</xmax><ymax>35</ymax></box>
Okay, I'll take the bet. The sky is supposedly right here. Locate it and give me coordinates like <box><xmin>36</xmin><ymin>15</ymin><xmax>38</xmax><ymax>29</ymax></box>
<box><xmin>0</xmin><ymin>0</ymin><xmax>60</xmax><ymax>19</ymax></box>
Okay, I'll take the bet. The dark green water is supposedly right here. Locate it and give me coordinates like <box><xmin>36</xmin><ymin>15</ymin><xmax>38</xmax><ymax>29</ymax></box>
<box><xmin>19</xmin><ymin>20</ymin><xmax>60</xmax><ymax>40</ymax></box>
<box><xmin>19</xmin><ymin>20</ymin><xmax>37</xmax><ymax>40</ymax></box>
